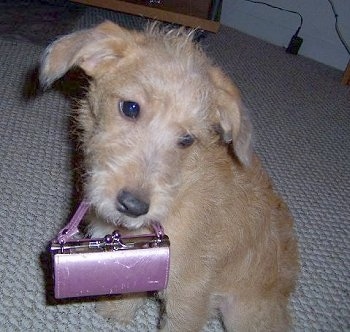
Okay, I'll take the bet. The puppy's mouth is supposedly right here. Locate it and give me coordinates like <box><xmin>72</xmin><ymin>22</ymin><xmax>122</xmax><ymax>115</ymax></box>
<box><xmin>88</xmin><ymin>187</ymin><xmax>157</xmax><ymax>230</ymax></box>
<box><xmin>110</xmin><ymin>211</ymin><xmax>150</xmax><ymax>230</ymax></box>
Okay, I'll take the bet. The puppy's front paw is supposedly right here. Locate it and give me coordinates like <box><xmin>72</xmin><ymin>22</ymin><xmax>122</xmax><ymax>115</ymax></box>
<box><xmin>95</xmin><ymin>294</ymin><xmax>145</xmax><ymax>324</ymax></box>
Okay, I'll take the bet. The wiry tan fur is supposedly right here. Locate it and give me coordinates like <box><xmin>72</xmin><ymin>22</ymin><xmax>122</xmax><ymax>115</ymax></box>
<box><xmin>40</xmin><ymin>21</ymin><xmax>299</xmax><ymax>331</ymax></box>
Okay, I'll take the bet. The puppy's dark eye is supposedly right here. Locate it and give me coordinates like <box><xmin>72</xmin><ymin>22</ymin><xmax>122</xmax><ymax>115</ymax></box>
<box><xmin>178</xmin><ymin>133</ymin><xmax>195</xmax><ymax>148</ymax></box>
<box><xmin>119</xmin><ymin>101</ymin><xmax>140</xmax><ymax>119</ymax></box>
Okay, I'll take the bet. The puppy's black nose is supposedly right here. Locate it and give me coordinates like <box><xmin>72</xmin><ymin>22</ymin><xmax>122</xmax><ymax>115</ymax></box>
<box><xmin>116</xmin><ymin>190</ymin><xmax>149</xmax><ymax>217</ymax></box>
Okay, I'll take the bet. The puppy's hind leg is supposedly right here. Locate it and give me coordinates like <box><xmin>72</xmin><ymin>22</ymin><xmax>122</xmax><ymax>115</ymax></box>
<box><xmin>220</xmin><ymin>294</ymin><xmax>291</xmax><ymax>332</ymax></box>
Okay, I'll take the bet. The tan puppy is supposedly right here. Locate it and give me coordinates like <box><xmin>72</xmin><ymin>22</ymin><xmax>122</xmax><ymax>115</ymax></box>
<box><xmin>40</xmin><ymin>21</ymin><xmax>299</xmax><ymax>331</ymax></box>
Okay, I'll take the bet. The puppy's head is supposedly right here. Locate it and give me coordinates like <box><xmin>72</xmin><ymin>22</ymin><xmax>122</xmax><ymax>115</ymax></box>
<box><xmin>40</xmin><ymin>21</ymin><xmax>253</xmax><ymax>228</ymax></box>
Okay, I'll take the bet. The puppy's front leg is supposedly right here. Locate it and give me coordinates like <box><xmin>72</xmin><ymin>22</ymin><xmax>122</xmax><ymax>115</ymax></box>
<box><xmin>159</xmin><ymin>286</ymin><xmax>210</xmax><ymax>332</ymax></box>
<box><xmin>95</xmin><ymin>293</ymin><xmax>146</xmax><ymax>324</ymax></box>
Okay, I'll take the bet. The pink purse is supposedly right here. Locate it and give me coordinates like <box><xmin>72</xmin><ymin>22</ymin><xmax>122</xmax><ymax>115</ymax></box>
<box><xmin>50</xmin><ymin>201</ymin><xmax>170</xmax><ymax>299</ymax></box>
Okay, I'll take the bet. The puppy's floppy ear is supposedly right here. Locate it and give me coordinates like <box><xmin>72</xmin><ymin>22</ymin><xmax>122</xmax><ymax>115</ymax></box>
<box><xmin>39</xmin><ymin>21</ymin><xmax>136</xmax><ymax>88</ymax></box>
<box><xmin>210</xmin><ymin>67</ymin><xmax>253</xmax><ymax>167</ymax></box>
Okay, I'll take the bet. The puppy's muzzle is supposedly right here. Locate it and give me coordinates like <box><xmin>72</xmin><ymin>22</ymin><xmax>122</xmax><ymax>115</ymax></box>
<box><xmin>116</xmin><ymin>189</ymin><xmax>150</xmax><ymax>217</ymax></box>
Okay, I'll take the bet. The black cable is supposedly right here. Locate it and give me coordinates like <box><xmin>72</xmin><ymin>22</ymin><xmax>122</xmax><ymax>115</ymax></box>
<box><xmin>242</xmin><ymin>0</ymin><xmax>303</xmax><ymax>31</ymax></box>
<box><xmin>326</xmin><ymin>0</ymin><xmax>350</xmax><ymax>55</ymax></box>
<box><xmin>243</xmin><ymin>0</ymin><xmax>349</xmax><ymax>56</ymax></box>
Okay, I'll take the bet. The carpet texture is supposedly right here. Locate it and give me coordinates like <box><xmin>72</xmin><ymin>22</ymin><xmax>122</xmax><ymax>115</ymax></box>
<box><xmin>0</xmin><ymin>3</ymin><xmax>349</xmax><ymax>331</ymax></box>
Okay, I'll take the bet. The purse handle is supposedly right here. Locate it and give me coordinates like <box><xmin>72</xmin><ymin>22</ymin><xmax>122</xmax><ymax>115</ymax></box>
<box><xmin>57</xmin><ymin>200</ymin><xmax>90</xmax><ymax>244</ymax></box>
<box><xmin>56</xmin><ymin>200</ymin><xmax>164</xmax><ymax>244</ymax></box>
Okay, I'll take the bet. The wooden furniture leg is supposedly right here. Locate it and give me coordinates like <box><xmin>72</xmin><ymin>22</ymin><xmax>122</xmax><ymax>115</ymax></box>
<box><xmin>341</xmin><ymin>60</ymin><xmax>350</xmax><ymax>85</ymax></box>
<box><xmin>71</xmin><ymin>0</ymin><xmax>220</xmax><ymax>32</ymax></box>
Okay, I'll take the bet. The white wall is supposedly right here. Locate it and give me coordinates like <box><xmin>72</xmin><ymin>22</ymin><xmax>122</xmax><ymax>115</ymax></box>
<box><xmin>220</xmin><ymin>0</ymin><xmax>350</xmax><ymax>71</ymax></box>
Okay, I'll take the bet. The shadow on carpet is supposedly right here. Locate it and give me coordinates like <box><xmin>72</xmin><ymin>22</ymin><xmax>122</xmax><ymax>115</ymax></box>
<box><xmin>0</xmin><ymin>0</ymin><xmax>85</xmax><ymax>45</ymax></box>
